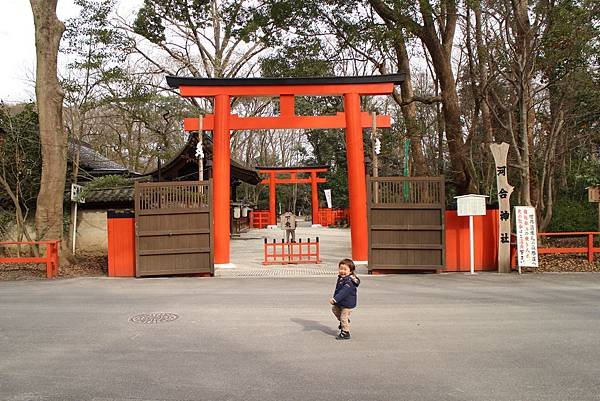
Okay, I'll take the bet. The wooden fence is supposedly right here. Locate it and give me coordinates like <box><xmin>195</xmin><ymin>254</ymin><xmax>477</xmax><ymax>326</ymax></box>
<box><xmin>0</xmin><ymin>241</ymin><xmax>59</xmax><ymax>278</ymax></box>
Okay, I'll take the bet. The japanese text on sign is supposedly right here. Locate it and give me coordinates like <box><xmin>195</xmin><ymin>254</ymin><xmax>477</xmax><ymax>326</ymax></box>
<box><xmin>515</xmin><ymin>206</ymin><xmax>539</xmax><ymax>268</ymax></box>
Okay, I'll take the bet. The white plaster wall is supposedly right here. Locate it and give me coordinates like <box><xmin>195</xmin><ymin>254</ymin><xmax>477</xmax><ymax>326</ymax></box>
<box><xmin>1</xmin><ymin>209</ymin><xmax>108</xmax><ymax>253</ymax></box>
<box><xmin>76</xmin><ymin>209</ymin><xmax>108</xmax><ymax>252</ymax></box>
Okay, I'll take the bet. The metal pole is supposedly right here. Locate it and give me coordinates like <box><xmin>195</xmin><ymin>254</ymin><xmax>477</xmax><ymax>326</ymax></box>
<box><xmin>72</xmin><ymin>202</ymin><xmax>78</xmax><ymax>255</ymax></box>
<box><xmin>469</xmin><ymin>215</ymin><xmax>475</xmax><ymax>275</ymax></box>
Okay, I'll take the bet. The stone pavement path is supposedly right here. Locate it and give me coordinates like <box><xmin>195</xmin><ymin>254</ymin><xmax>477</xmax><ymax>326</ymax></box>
<box><xmin>223</xmin><ymin>226</ymin><xmax>364</xmax><ymax>277</ymax></box>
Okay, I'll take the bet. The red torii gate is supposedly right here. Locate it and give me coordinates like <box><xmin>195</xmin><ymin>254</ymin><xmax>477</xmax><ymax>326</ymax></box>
<box><xmin>256</xmin><ymin>166</ymin><xmax>328</xmax><ymax>226</ymax></box>
<box><xmin>167</xmin><ymin>74</ymin><xmax>404</xmax><ymax>266</ymax></box>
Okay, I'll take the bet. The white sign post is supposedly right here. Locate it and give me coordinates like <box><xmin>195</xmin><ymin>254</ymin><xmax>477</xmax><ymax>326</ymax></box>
<box><xmin>515</xmin><ymin>206</ymin><xmax>539</xmax><ymax>274</ymax></box>
<box><xmin>70</xmin><ymin>184</ymin><xmax>85</xmax><ymax>255</ymax></box>
<box><xmin>324</xmin><ymin>189</ymin><xmax>332</xmax><ymax>209</ymax></box>
<box><xmin>455</xmin><ymin>194</ymin><xmax>489</xmax><ymax>274</ymax></box>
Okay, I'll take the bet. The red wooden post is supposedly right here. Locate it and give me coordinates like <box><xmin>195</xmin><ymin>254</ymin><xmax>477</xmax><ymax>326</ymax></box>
<box><xmin>316</xmin><ymin>237</ymin><xmax>320</xmax><ymax>263</ymax></box>
<box><xmin>263</xmin><ymin>238</ymin><xmax>267</xmax><ymax>264</ymax></box>
<box><xmin>45</xmin><ymin>243</ymin><xmax>52</xmax><ymax>279</ymax></box>
<box><xmin>311</xmin><ymin>171</ymin><xmax>319</xmax><ymax>225</ymax></box>
<box><xmin>214</xmin><ymin>94</ymin><xmax>231</xmax><ymax>265</ymax></box>
<box><xmin>46</xmin><ymin>241</ymin><xmax>59</xmax><ymax>279</ymax></box>
<box><xmin>344</xmin><ymin>92</ymin><xmax>369</xmax><ymax>262</ymax></box>
<box><xmin>269</xmin><ymin>172</ymin><xmax>276</xmax><ymax>225</ymax></box>
<box><xmin>588</xmin><ymin>233</ymin><xmax>594</xmax><ymax>263</ymax></box>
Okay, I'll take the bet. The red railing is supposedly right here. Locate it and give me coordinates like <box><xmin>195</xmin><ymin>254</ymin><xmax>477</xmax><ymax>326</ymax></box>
<box><xmin>511</xmin><ymin>232</ymin><xmax>600</xmax><ymax>267</ymax></box>
<box><xmin>250</xmin><ymin>210</ymin><xmax>270</xmax><ymax>228</ymax></box>
<box><xmin>0</xmin><ymin>241</ymin><xmax>60</xmax><ymax>278</ymax></box>
<box><xmin>263</xmin><ymin>237</ymin><xmax>320</xmax><ymax>265</ymax></box>
<box><xmin>317</xmin><ymin>208</ymin><xmax>349</xmax><ymax>227</ymax></box>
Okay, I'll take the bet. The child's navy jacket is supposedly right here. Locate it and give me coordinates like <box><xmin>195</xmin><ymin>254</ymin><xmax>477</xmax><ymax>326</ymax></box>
<box><xmin>333</xmin><ymin>275</ymin><xmax>360</xmax><ymax>308</ymax></box>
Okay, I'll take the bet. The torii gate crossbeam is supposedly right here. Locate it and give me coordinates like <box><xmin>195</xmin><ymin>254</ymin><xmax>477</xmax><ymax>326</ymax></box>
<box><xmin>167</xmin><ymin>74</ymin><xmax>404</xmax><ymax>266</ymax></box>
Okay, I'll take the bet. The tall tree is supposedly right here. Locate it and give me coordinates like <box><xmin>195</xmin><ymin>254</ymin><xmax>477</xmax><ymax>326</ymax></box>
<box><xmin>258</xmin><ymin>0</ymin><xmax>431</xmax><ymax>175</ymax></box>
<box><xmin>534</xmin><ymin>0</ymin><xmax>599</xmax><ymax>229</ymax></box>
<box><xmin>121</xmin><ymin>0</ymin><xmax>271</xmax><ymax>81</ymax></box>
<box><xmin>368</xmin><ymin>0</ymin><xmax>478</xmax><ymax>194</ymax></box>
<box><xmin>0</xmin><ymin>104</ymin><xmax>41</xmax><ymax>244</ymax></box>
<box><xmin>29</xmin><ymin>0</ymin><xmax>67</xmax><ymax>243</ymax></box>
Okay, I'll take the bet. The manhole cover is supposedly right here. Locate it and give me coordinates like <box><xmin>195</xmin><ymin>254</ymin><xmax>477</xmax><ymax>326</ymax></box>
<box><xmin>129</xmin><ymin>313</ymin><xmax>179</xmax><ymax>324</ymax></box>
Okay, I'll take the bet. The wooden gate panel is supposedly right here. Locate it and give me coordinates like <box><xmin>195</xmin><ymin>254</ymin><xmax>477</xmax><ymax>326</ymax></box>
<box><xmin>136</xmin><ymin>253</ymin><xmax>212</xmax><ymax>276</ymax></box>
<box><xmin>368</xmin><ymin>177</ymin><xmax>445</xmax><ymax>272</ymax></box>
<box><xmin>370</xmin><ymin>249</ymin><xmax>442</xmax><ymax>267</ymax></box>
<box><xmin>138</xmin><ymin>233</ymin><xmax>210</xmax><ymax>252</ymax></box>
<box><xmin>371</xmin><ymin>230</ymin><xmax>442</xmax><ymax>245</ymax></box>
<box><xmin>369</xmin><ymin>208</ymin><xmax>442</xmax><ymax>226</ymax></box>
<box><xmin>135</xmin><ymin>181</ymin><xmax>213</xmax><ymax>277</ymax></box>
<box><xmin>137</xmin><ymin>212</ymin><xmax>210</xmax><ymax>231</ymax></box>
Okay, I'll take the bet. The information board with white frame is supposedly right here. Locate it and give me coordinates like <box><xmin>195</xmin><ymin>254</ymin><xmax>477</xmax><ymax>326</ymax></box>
<box><xmin>456</xmin><ymin>194</ymin><xmax>487</xmax><ymax>216</ymax></box>
<box><xmin>454</xmin><ymin>194</ymin><xmax>489</xmax><ymax>274</ymax></box>
<box><xmin>515</xmin><ymin>206</ymin><xmax>539</xmax><ymax>272</ymax></box>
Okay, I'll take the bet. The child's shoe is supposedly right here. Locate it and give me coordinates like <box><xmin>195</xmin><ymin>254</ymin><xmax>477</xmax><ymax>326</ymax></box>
<box><xmin>335</xmin><ymin>330</ymin><xmax>351</xmax><ymax>340</ymax></box>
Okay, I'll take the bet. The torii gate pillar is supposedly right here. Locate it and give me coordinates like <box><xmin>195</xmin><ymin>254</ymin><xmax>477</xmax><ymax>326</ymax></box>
<box><xmin>213</xmin><ymin>94</ymin><xmax>231</xmax><ymax>266</ymax></box>
<box><xmin>310</xmin><ymin>171</ymin><xmax>319</xmax><ymax>226</ymax></box>
<box><xmin>344</xmin><ymin>93</ymin><xmax>368</xmax><ymax>262</ymax></box>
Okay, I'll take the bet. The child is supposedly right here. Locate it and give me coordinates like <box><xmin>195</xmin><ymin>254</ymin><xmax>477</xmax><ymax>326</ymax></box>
<box><xmin>329</xmin><ymin>258</ymin><xmax>360</xmax><ymax>340</ymax></box>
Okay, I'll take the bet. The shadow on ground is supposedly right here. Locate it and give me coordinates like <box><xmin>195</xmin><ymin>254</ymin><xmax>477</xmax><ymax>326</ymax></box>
<box><xmin>290</xmin><ymin>318</ymin><xmax>338</xmax><ymax>336</ymax></box>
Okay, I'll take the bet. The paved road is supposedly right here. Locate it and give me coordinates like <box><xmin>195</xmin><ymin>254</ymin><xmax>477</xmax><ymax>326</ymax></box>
<box><xmin>1</xmin><ymin>273</ymin><xmax>599</xmax><ymax>401</ymax></box>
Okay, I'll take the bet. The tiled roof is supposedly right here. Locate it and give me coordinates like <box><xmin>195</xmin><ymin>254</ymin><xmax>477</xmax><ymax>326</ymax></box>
<box><xmin>83</xmin><ymin>186</ymin><xmax>133</xmax><ymax>204</ymax></box>
<box><xmin>68</xmin><ymin>140</ymin><xmax>130</xmax><ymax>174</ymax></box>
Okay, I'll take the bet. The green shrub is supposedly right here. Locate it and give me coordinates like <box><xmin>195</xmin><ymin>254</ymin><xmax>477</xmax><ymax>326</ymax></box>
<box><xmin>547</xmin><ymin>198</ymin><xmax>598</xmax><ymax>232</ymax></box>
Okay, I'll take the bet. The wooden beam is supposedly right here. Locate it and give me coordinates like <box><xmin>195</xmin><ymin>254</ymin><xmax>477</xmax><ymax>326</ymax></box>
<box><xmin>183</xmin><ymin>113</ymin><xmax>391</xmax><ymax>131</ymax></box>
<box><xmin>179</xmin><ymin>83</ymin><xmax>394</xmax><ymax>97</ymax></box>
<box><xmin>260</xmin><ymin>178</ymin><xmax>327</xmax><ymax>185</ymax></box>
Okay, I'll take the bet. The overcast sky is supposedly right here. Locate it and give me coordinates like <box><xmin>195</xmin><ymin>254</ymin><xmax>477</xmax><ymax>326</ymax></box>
<box><xmin>0</xmin><ymin>1</ymin><xmax>75</xmax><ymax>102</ymax></box>
<box><xmin>0</xmin><ymin>1</ymin><xmax>140</xmax><ymax>104</ymax></box>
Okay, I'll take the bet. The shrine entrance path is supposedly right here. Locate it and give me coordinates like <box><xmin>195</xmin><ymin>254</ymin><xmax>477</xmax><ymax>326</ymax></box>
<box><xmin>226</xmin><ymin>226</ymin><xmax>359</xmax><ymax>277</ymax></box>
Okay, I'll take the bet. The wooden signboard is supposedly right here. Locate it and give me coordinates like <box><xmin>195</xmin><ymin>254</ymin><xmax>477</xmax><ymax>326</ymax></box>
<box><xmin>588</xmin><ymin>187</ymin><xmax>600</xmax><ymax>203</ymax></box>
<box><xmin>515</xmin><ymin>206</ymin><xmax>539</xmax><ymax>273</ymax></box>
<box><xmin>587</xmin><ymin>186</ymin><xmax>600</xmax><ymax>230</ymax></box>
<box><xmin>489</xmin><ymin>143</ymin><xmax>514</xmax><ymax>273</ymax></box>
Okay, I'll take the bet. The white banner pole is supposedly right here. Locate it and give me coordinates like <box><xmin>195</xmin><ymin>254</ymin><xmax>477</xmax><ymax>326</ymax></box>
<box><xmin>469</xmin><ymin>215</ymin><xmax>474</xmax><ymax>275</ymax></box>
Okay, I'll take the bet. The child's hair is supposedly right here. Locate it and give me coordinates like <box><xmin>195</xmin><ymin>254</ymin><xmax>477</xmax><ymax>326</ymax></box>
<box><xmin>339</xmin><ymin>258</ymin><xmax>356</xmax><ymax>273</ymax></box>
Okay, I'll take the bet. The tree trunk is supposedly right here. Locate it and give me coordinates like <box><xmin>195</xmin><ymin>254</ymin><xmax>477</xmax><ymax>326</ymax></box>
<box><xmin>368</xmin><ymin>0</ymin><xmax>478</xmax><ymax>193</ymax></box>
<box><xmin>30</xmin><ymin>0</ymin><xmax>67</xmax><ymax>243</ymax></box>
<box><xmin>430</xmin><ymin>45</ymin><xmax>478</xmax><ymax>193</ymax></box>
<box><xmin>389</xmin><ymin>28</ymin><xmax>428</xmax><ymax>176</ymax></box>
<box><xmin>512</xmin><ymin>0</ymin><xmax>535</xmax><ymax>206</ymax></box>
<box><xmin>474</xmin><ymin>3</ymin><xmax>495</xmax><ymax>192</ymax></box>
